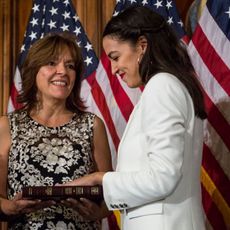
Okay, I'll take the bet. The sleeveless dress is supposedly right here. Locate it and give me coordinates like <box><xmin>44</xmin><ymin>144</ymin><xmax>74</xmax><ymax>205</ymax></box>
<box><xmin>7</xmin><ymin>110</ymin><xmax>101</xmax><ymax>230</ymax></box>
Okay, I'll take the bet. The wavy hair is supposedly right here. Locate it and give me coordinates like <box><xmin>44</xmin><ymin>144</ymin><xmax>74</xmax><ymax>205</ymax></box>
<box><xmin>17</xmin><ymin>32</ymin><xmax>85</xmax><ymax>113</ymax></box>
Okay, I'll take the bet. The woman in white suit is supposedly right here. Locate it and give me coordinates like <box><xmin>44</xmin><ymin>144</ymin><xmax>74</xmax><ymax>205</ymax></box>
<box><xmin>63</xmin><ymin>5</ymin><xmax>207</xmax><ymax>230</ymax></box>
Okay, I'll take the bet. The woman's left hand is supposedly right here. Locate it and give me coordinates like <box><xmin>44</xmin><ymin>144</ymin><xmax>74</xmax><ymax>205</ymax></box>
<box><xmin>61</xmin><ymin>198</ymin><xmax>110</xmax><ymax>221</ymax></box>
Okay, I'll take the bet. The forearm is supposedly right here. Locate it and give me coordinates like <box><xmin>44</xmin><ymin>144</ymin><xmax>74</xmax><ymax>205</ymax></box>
<box><xmin>0</xmin><ymin>196</ymin><xmax>19</xmax><ymax>221</ymax></box>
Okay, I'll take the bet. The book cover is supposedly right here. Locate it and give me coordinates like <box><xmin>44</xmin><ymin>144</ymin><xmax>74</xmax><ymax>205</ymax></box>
<box><xmin>22</xmin><ymin>185</ymin><xmax>103</xmax><ymax>203</ymax></box>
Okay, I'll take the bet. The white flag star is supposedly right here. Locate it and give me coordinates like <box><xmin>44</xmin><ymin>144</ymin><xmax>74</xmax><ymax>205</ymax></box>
<box><xmin>20</xmin><ymin>44</ymin><xmax>25</xmax><ymax>53</ymax></box>
<box><xmin>30</xmin><ymin>17</ymin><xmax>38</xmax><ymax>27</ymax></box>
<box><xmin>32</xmin><ymin>4</ymin><xmax>40</xmax><ymax>13</ymax></box>
<box><xmin>85</xmin><ymin>42</ymin><xmax>92</xmax><ymax>51</ymax></box>
<box><xmin>113</xmin><ymin>10</ymin><xmax>119</xmax><ymax>16</ymax></box>
<box><xmin>167</xmin><ymin>16</ymin><xmax>173</xmax><ymax>25</ymax></box>
<box><xmin>225</xmin><ymin>7</ymin><xmax>230</xmax><ymax>18</ymax></box>
<box><xmin>142</xmin><ymin>0</ymin><xmax>148</xmax><ymax>5</ymax></box>
<box><xmin>73</xmin><ymin>15</ymin><xmax>79</xmax><ymax>22</ymax></box>
<box><xmin>178</xmin><ymin>20</ymin><xmax>183</xmax><ymax>27</ymax></box>
<box><xmin>64</xmin><ymin>0</ymin><xmax>70</xmax><ymax>6</ymax></box>
<box><xmin>29</xmin><ymin>31</ymin><xmax>37</xmax><ymax>40</ymax></box>
<box><xmin>61</xmin><ymin>23</ymin><xmax>69</xmax><ymax>31</ymax></box>
<box><xmin>48</xmin><ymin>20</ymin><xmax>57</xmax><ymax>29</ymax></box>
<box><xmin>129</xmin><ymin>0</ymin><xmax>137</xmax><ymax>3</ymax></box>
<box><xmin>84</xmin><ymin>56</ymin><xmax>93</xmax><ymax>66</ymax></box>
<box><xmin>154</xmin><ymin>0</ymin><xmax>163</xmax><ymax>9</ymax></box>
<box><xmin>166</xmin><ymin>1</ymin><xmax>173</xmax><ymax>9</ymax></box>
<box><xmin>62</xmin><ymin>11</ymin><xmax>71</xmax><ymax>20</ymax></box>
<box><xmin>49</xmin><ymin>7</ymin><xmax>58</xmax><ymax>16</ymax></box>
<box><xmin>74</xmin><ymin>27</ymin><xmax>81</xmax><ymax>36</ymax></box>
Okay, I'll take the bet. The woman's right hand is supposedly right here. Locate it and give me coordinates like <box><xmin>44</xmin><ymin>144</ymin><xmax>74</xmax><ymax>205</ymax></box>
<box><xmin>0</xmin><ymin>192</ymin><xmax>56</xmax><ymax>216</ymax></box>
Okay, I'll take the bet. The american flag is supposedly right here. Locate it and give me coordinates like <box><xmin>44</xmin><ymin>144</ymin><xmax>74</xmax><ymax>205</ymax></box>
<box><xmin>188</xmin><ymin>0</ymin><xmax>230</xmax><ymax>229</ymax></box>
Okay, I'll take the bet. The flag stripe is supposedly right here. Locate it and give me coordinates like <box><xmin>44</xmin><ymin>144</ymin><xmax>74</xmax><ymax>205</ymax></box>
<box><xmin>201</xmin><ymin>184</ymin><xmax>228</xmax><ymax>230</ymax></box>
<box><xmin>192</xmin><ymin>25</ymin><xmax>230</xmax><ymax>96</ymax></box>
<box><xmin>202</xmin><ymin>144</ymin><xmax>230</xmax><ymax>206</ymax></box>
<box><xmin>80</xmin><ymin>78</ymin><xmax>118</xmax><ymax>169</ymax></box>
<box><xmin>201</xmin><ymin>167</ymin><xmax>230</xmax><ymax>228</ymax></box>
<box><xmin>95</xmin><ymin>61</ymin><xmax>127</xmax><ymax>139</ymax></box>
<box><xmin>199</xmin><ymin>6</ymin><xmax>230</xmax><ymax>68</ymax></box>
<box><xmin>188</xmin><ymin>42</ymin><xmax>230</xmax><ymax>124</ymax></box>
<box><xmin>87</xmin><ymin>76</ymin><xmax>120</xmax><ymax>151</ymax></box>
<box><xmin>203</xmin><ymin>90</ymin><xmax>230</xmax><ymax>151</ymax></box>
<box><xmin>100</xmin><ymin>52</ymin><xmax>135</xmax><ymax>122</ymax></box>
<box><xmin>204</xmin><ymin>120</ymin><xmax>230</xmax><ymax>179</ymax></box>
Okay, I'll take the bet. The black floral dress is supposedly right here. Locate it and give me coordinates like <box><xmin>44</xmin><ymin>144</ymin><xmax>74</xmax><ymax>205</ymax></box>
<box><xmin>7</xmin><ymin>110</ymin><xmax>101</xmax><ymax>230</ymax></box>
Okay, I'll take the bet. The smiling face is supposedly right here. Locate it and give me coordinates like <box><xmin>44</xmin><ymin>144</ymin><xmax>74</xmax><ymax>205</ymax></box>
<box><xmin>103</xmin><ymin>35</ymin><xmax>144</xmax><ymax>88</ymax></box>
<box><xmin>36</xmin><ymin>47</ymin><xmax>76</xmax><ymax>103</ymax></box>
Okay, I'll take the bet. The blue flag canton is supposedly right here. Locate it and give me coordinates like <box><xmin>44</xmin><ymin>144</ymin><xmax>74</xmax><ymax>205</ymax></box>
<box><xmin>207</xmin><ymin>0</ymin><xmax>230</xmax><ymax>40</ymax></box>
<box><xmin>113</xmin><ymin>0</ymin><xmax>186</xmax><ymax>39</ymax></box>
<box><xmin>18</xmin><ymin>0</ymin><xmax>98</xmax><ymax>77</ymax></box>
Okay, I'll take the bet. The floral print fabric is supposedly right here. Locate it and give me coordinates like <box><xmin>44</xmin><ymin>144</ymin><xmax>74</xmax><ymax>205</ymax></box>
<box><xmin>7</xmin><ymin>110</ymin><xmax>100</xmax><ymax>230</ymax></box>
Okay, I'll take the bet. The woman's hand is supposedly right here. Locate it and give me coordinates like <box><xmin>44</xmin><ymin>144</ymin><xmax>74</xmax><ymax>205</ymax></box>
<box><xmin>61</xmin><ymin>198</ymin><xmax>111</xmax><ymax>221</ymax></box>
<box><xmin>60</xmin><ymin>172</ymin><xmax>105</xmax><ymax>187</ymax></box>
<box><xmin>0</xmin><ymin>192</ymin><xmax>56</xmax><ymax>216</ymax></box>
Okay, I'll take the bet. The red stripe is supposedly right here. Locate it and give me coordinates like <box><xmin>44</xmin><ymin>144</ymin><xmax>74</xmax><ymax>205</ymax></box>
<box><xmin>108</xmin><ymin>213</ymin><xmax>120</xmax><ymax>230</ymax></box>
<box><xmin>100</xmin><ymin>51</ymin><xmax>134</xmax><ymax>122</ymax></box>
<box><xmin>203</xmin><ymin>90</ymin><xmax>230</xmax><ymax>151</ymax></box>
<box><xmin>86</xmin><ymin>73</ymin><xmax>120</xmax><ymax>151</ymax></box>
<box><xmin>202</xmin><ymin>184</ymin><xmax>227</xmax><ymax>230</ymax></box>
<box><xmin>202</xmin><ymin>144</ymin><xmax>230</xmax><ymax>206</ymax></box>
<box><xmin>192</xmin><ymin>25</ymin><xmax>230</xmax><ymax>96</ymax></box>
<box><xmin>10</xmin><ymin>84</ymin><xmax>22</xmax><ymax>110</ymax></box>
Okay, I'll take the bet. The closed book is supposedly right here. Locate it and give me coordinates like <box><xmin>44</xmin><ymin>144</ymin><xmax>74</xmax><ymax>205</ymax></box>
<box><xmin>22</xmin><ymin>185</ymin><xmax>103</xmax><ymax>203</ymax></box>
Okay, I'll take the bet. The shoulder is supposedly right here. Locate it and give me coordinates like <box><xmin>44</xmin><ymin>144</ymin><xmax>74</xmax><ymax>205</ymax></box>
<box><xmin>143</xmin><ymin>72</ymin><xmax>189</xmax><ymax>100</ymax></box>
<box><xmin>0</xmin><ymin>115</ymin><xmax>11</xmax><ymax>151</ymax></box>
<box><xmin>0</xmin><ymin>115</ymin><xmax>10</xmax><ymax>134</ymax></box>
<box><xmin>93</xmin><ymin>115</ymin><xmax>106</xmax><ymax>130</ymax></box>
<box><xmin>146</xmin><ymin>72</ymin><xmax>184</xmax><ymax>90</ymax></box>
<box><xmin>141</xmin><ymin>73</ymin><xmax>193</xmax><ymax>119</ymax></box>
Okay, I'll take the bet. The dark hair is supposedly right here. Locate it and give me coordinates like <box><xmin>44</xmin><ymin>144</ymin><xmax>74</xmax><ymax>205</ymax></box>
<box><xmin>17</xmin><ymin>32</ymin><xmax>85</xmax><ymax>113</ymax></box>
<box><xmin>103</xmin><ymin>5</ymin><xmax>206</xmax><ymax>119</ymax></box>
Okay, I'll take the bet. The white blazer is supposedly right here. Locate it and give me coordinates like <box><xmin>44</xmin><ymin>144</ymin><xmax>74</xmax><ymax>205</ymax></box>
<box><xmin>102</xmin><ymin>73</ymin><xmax>206</xmax><ymax>230</ymax></box>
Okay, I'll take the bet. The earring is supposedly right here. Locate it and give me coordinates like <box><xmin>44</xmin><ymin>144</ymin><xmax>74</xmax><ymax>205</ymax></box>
<box><xmin>137</xmin><ymin>57</ymin><xmax>140</xmax><ymax>65</ymax></box>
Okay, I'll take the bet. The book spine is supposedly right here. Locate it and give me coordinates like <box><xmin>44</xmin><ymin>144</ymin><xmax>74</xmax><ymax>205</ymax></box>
<box><xmin>22</xmin><ymin>185</ymin><xmax>103</xmax><ymax>202</ymax></box>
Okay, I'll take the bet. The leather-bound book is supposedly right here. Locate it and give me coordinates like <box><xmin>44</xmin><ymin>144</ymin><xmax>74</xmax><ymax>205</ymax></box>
<box><xmin>22</xmin><ymin>185</ymin><xmax>103</xmax><ymax>203</ymax></box>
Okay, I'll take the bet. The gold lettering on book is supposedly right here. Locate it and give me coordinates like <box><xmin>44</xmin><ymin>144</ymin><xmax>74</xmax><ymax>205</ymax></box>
<box><xmin>45</xmin><ymin>187</ymin><xmax>53</xmax><ymax>196</ymax></box>
<box><xmin>91</xmin><ymin>187</ymin><xmax>99</xmax><ymax>195</ymax></box>
<box><xmin>65</xmin><ymin>187</ymin><xmax>73</xmax><ymax>195</ymax></box>
<box><xmin>28</xmin><ymin>187</ymin><xmax>33</xmax><ymax>195</ymax></box>
<box><xmin>76</xmin><ymin>187</ymin><xmax>84</xmax><ymax>194</ymax></box>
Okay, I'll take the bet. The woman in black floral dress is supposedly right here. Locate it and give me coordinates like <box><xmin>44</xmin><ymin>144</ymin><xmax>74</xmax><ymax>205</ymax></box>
<box><xmin>0</xmin><ymin>32</ymin><xmax>112</xmax><ymax>229</ymax></box>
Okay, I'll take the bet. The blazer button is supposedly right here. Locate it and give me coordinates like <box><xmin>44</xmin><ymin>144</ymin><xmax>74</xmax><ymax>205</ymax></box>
<box><xmin>114</xmin><ymin>204</ymin><xmax>119</xmax><ymax>209</ymax></box>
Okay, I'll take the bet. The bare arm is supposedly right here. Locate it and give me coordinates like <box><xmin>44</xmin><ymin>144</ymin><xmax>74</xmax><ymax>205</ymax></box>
<box><xmin>92</xmin><ymin>115</ymin><xmax>113</xmax><ymax>172</ymax></box>
<box><xmin>0</xmin><ymin>116</ymin><xmax>11</xmax><ymax>198</ymax></box>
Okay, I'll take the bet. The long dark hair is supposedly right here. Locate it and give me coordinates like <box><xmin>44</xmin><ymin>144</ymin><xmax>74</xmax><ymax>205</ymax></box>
<box><xmin>103</xmin><ymin>5</ymin><xmax>206</xmax><ymax>119</ymax></box>
<box><xmin>17</xmin><ymin>32</ymin><xmax>85</xmax><ymax>113</ymax></box>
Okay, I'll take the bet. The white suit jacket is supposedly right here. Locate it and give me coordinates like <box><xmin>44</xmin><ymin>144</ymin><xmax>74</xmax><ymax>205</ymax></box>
<box><xmin>102</xmin><ymin>73</ymin><xmax>206</xmax><ymax>230</ymax></box>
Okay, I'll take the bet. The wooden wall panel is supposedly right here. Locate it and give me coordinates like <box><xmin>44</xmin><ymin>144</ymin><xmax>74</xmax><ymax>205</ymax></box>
<box><xmin>0</xmin><ymin>0</ymin><xmax>13</xmax><ymax>116</ymax></box>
